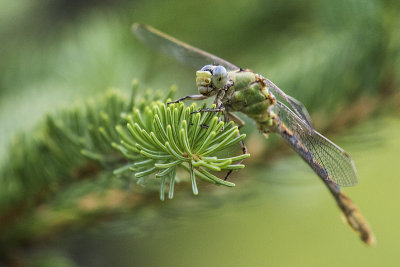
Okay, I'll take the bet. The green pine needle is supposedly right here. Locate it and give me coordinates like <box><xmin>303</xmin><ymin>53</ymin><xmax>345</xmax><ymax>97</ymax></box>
<box><xmin>114</xmin><ymin>101</ymin><xmax>250</xmax><ymax>201</ymax></box>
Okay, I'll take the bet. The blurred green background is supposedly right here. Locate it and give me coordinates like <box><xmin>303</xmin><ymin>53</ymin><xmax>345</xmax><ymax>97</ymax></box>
<box><xmin>0</xmin><ymin>0</ymin><xmax>399</xmax><ymax>266</ymax></box>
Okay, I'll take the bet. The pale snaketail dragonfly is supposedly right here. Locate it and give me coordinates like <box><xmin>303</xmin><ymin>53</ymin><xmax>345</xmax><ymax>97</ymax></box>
<box><xmin>132</xmin><ymin>23</ymin><xmax>375</xmax><ymax>245</ymax></box>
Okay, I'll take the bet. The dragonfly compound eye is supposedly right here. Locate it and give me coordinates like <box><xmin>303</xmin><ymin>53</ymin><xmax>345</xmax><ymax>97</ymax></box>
<box><xmin>200</xmin><ymin>65</ymin><xmax>213</xmax><ymax>72</ymax></box>
<box><xmin>211</xmin><ymin>66</ymin><xmax>227</xmax><ymax>89</ymax></box>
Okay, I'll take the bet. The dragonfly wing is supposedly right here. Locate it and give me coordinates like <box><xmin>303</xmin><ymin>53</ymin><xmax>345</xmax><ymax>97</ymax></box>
<box><xmin>265</xmin><ymin>79</ymin><xmax>314</xmax><ymax>128</ymax></box>
<box><xmin>273</xmin><ymin>101</ymin><xmax>358</xmax><ymax>187</ymax></box>
<box><xmin>132</xmin><ymin>23</ymin><xmax>239</xmax><ymax>71</ymax></box>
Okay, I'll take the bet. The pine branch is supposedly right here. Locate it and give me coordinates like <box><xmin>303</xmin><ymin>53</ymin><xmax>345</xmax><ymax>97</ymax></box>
<box><xmin>113</xmin><ymin>101</ymin><xmax>249</xmax><ymax>200</ymax></box>
<box><xmin>0</xmin><ymin>80</ymin><xmax>249</xmax><ymax>259</ymax></box>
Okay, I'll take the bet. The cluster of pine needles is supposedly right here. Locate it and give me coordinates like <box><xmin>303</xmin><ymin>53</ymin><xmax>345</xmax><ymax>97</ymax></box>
<box><xmin>0</xmin><ymin>80</ymin><xmax>249</xmax><ymax>257</ymax></box>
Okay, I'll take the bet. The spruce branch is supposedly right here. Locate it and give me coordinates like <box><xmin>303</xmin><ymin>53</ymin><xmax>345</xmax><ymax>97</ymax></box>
<box><xmin>0</xmin><ymin>80</ymin><xmax>250</xmax><ymax>256</ymax></box>
<box><xmin>113</xmin><ymin>101</ymin><xmax>249</xmax><ymax>200</ymax></box>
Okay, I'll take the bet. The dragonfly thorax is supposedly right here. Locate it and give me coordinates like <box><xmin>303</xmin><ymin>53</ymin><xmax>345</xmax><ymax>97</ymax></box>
<box><xmin>196</xmin><ymin>65</ymin><xmax>228</xmax><ymax>96</ymax></box>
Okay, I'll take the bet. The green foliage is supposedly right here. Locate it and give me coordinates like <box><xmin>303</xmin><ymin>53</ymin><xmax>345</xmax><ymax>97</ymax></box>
<box><xmin>0</xmin><ymin>81</ymin><xmax>249</xmax><ymax>209</ymax></box>
<box><xmin>0</xmin><ymin>80</ymin><xmax>249</xmax><ymax>258</ymax></box>
<box><xmin>0</xmin><ymin>88</ymin><xmax>133</xmax><ymax>215</ymax></box>
<box><xmin>113</xmin><ymin>101</ymin><xmax>248</xmax><ymax>200</ymax></box>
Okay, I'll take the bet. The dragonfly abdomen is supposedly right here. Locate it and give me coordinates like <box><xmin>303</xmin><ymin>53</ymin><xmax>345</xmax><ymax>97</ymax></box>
<box><xmin>277</xmin><ymin>124</ymin><xmax>334</xmax><ymax>187</ymax></box>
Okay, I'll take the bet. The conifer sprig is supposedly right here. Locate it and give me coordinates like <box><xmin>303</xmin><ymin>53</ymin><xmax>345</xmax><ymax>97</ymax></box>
<box><xmin>113</xmin><ymin>101</ymin><xmax>249</xmax><ymax>200</ymax></box>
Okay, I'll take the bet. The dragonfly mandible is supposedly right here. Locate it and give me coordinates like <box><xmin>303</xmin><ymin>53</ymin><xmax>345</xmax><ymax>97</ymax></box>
<box><xmin>132</xmin><ymin>23</ymin><xmax>375</xmax><ymax>245</ymax></box>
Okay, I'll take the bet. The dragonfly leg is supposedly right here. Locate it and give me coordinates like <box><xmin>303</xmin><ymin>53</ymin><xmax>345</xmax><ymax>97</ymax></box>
<box><xmin>199</xmin><ymin>123</ymin><xmax>209</xmax><ymax>129</ymax></box>
<box><xmin>226</xmin><ymin>112</ymin><xmax>245</xmax><ymax>129</ymax></box>
<box><xmin>195</xmin><ymin>120</ymin><xmax>225</xmax><ymax>132</ymax></box>
<box><xmin>224</xmin><ymin>139</ymin><xmax>247</xmax><ymax>181</ymax></box>
<box><xmin>191</xmin><ymin>106</ymin><xmax>225</xmax><ymax>114</ymax></box>
<box><xmin>190</xmin><ymin>121</ymin><xmax>209</xmax><ymax>129</ymax></box>
<box><xmin>190</xmin><ymin>105</ymin><xmax>226</xmax><ymax>130</ymax></box>
<box><xmin>168</xmin><ymin>94</ymin><xmax>208</xmax><ymax>104</ymax></box>
<box><xmin>224</xmin><ymin>111</ymin><xmax>248</xmax><ymax>181</ymax></box>
<box><xmin>192</xmin><ymin>91</ymin><xmax>226</xmax><ymax>114</ymax></box>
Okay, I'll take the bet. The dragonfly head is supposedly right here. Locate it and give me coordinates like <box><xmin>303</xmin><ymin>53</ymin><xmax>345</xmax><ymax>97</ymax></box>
<box><xmin>196</xmin><ymin>65</ymin><xmax>228</xmax><ymax>96</ymax></box>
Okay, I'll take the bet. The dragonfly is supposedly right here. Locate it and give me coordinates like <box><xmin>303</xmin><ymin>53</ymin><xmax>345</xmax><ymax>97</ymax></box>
<box><xmin>132</xmin><ymin>23</ymin><xmax>375</xmax><ymax>245</ymax></box>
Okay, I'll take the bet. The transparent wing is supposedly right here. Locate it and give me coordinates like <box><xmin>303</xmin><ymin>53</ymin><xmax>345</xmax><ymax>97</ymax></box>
<box><xmin>265</xmin><ymin>79</ymin><xmax>314</xmax><ymax>129</ymax></box>
<box><xmin>133</xmin><ymin>23</ymin><xmax>314</xmax><ymax>128</ymax></box>
<box><xmin>274</xmin><ymin>101</ymin><xmax>358</xmax><ymax>187</ymax></box>
<box><xmin>132</xmin><ymin>23</ymin><xmax>239</xmax><ymax>71</ymax></box>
